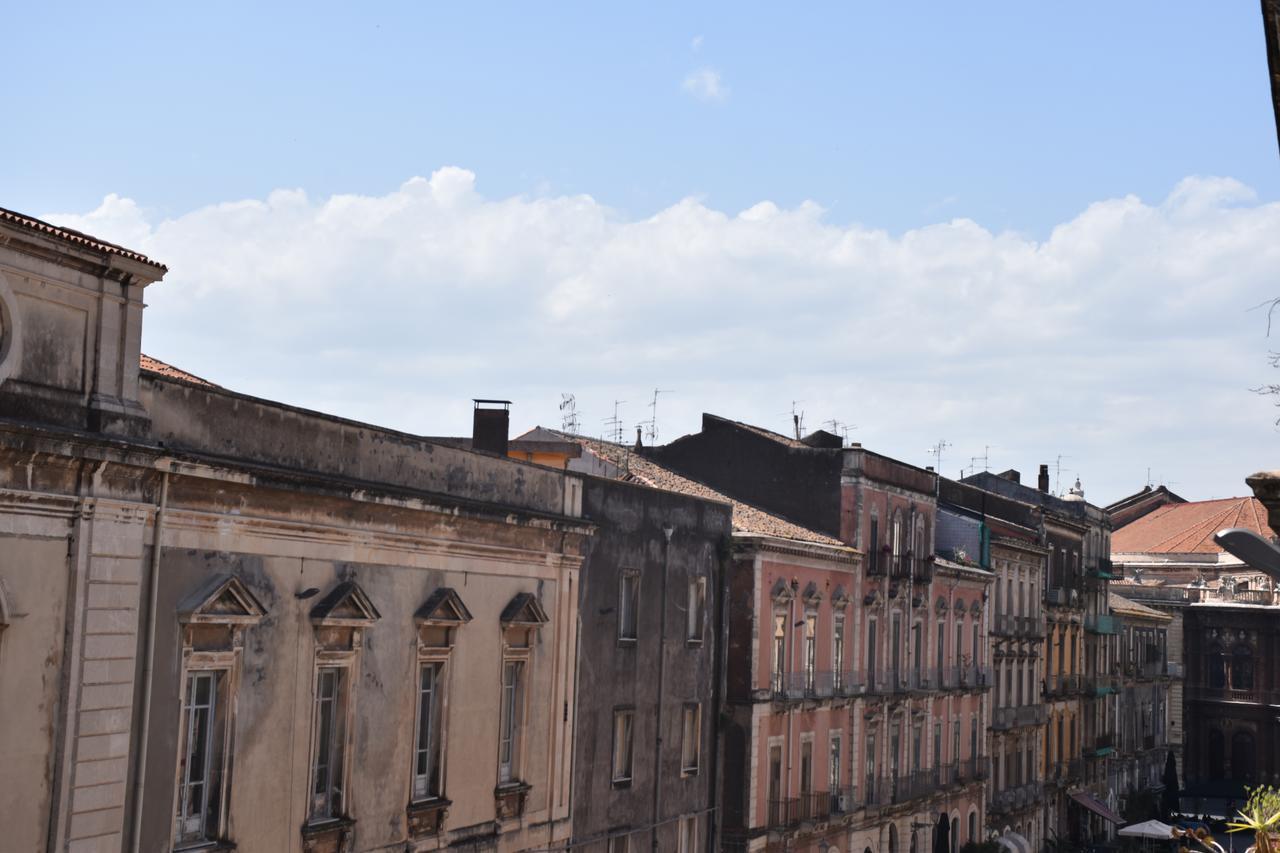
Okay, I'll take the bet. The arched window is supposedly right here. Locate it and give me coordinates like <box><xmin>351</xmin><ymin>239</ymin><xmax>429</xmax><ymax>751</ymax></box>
<box><xmin>1232</xmin><ymin>731</ymin><xmax>1256</xmax><ymax>784</ymax></box>
<box><xmin>889</xmin><ymin>823</ymin><xmax>899</xmax><ymax>853</ymax></box>
<box><xmin>1208</xmin><ymin>729</ymin><xmax>1225</xmax><ymax>780</ymax></box>
<box><xmin>1207</xmin><ymin>643</ymin><xmax>1226</xmax><ymax>689</ymax></box>
<box><xmin>950</xmin><ymin>817</ymin><xmax>959</xmax><ymax>853</ymax></box>
<box><xmin>968</xmin><ymin>812</ymin><xmax>977</xmax><ymax>845</ymax></box>
<box><xmin>1232</xmin><ymin>645</ymin><xmax>1254</xmax><ymax>691</ymax></box>
<box><xmin>892</xmin><ymin>511</ymin><xmax>904</xmax><ymax>558</ymax></box>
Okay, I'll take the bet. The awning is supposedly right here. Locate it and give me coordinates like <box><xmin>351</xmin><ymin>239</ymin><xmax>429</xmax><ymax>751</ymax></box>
<box><xmin>997</xmin><ymin>832</ymin><xmax>1032</xmax><ymax>853</ymax></box>
<box><xmin>1071</xmin><ymin>791</ymin><xmax>1124</xmax><ymax>824</ymax></box>
<box><xmin>1119</xmin><ymin>820</ymin><xmax>1176</xmax><ymax>840</ymax></box>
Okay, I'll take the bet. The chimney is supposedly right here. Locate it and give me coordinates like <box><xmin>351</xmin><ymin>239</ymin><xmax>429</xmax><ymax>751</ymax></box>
<box><xmin>1038</xmin><ymin>464</ymin><xmax>1050</xmax><ymax>493</ymax></box>
<box><xmin>635</xmin><ymin>426</ymin><xmax>643</xmax><ymax>451</ymax></box>
<box><xmin>472</xmin><ymin>399</ymin><xmax>511</xmax><ymax>456</ymax></box>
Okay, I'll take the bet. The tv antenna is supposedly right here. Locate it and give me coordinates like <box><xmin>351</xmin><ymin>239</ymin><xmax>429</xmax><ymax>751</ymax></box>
<box><xmin>964</xmin><ymin>445</ymin><xmax>993</xmax><ymax>477</ymax></box>
<box><xmin>639</xmin><ymin>388</ymin><xmax>673</xmax><ymax>445</ymax></box>
<box><xmin>823</xmin><ymin>419</ymin><xmax>858</xmax><ymax>446</ymax></box>
<box><xmin>559</xmin><ymin>393</ymin><xmax>580</xmax><ymax>435</ymax></box>
<box><xmin>783</xmin><ymin>401</ymin><xmax>805</xmax><ymax>440</ymax></box>
<box><xmin>926</xmin><ymin>439</ymin><xmax>951</xmax><ymax>472</ymax></box>
<box><xmin>604</xmin><ymin>400</ymin><xmax>626</xmax><ymax>444</ymax></box>
<box><xmin>1053</xmin><ymin>454</ymin><xmax>1072</xmax><ymax>496</ymax></box>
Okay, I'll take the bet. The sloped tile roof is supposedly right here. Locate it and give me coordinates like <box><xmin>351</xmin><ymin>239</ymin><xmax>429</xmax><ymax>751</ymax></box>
<box><xmin>0</xmin><ymin>206</ymin><xmax>166</xmax><ymax>270</ymax></box>
<box><xmin>1112</xmin><ymin>496</ymin><xmax>1274</xmax><ymax>554</ymax></box>
<box><xmin>570</xmin><ymin>435</ymin><xmax>846</xmax><ymax>548</ymax></box>
<box><xmin>1108</xmin><ymin>592</ymin><xmax>1171</xmax><ymax>622</ymax></box>
<box><xmin>140</xmin><ymin>354</ymin><xmax>218</xmax><ymax>388</ymax></box>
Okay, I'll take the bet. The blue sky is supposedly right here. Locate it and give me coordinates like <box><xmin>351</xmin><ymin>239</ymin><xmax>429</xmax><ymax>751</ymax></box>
<box><xmin>9</xmin><ymin>3</ymin><xmax>1276</xmax><ymax>234</ymax></box>
<box><xmin>13</xmin><ymin>3</ymin><xmax>1280</xmax><ymax>503</ymax></box>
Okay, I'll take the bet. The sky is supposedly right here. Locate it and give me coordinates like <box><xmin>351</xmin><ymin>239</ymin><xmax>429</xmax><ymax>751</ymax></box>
<box><xmin>8</xmin><ymin>2</ymin><xmax>1280</xmax><ymax>504</ymax></box>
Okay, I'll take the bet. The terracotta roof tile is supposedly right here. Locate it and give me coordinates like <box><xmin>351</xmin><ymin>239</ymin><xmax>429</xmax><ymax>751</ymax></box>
<box><xmin>569</xmin><ymin>435</ymin><xmax>846</xmax><ymax>548</ymax></box>
<box><xmin>0</xmin><ymin>206</ymin><xmax>166</xmax><ymax>270</ymax></box>
<box><xmin>1111</xmin><ymin>496</ymin><xmax>1275</xmax><ymax>555</ymax></box>
<box><xmin>1108</xmin><ymin>592</ymin><xmax>1171</xmax><ymax>621</ymax></box>
<box><xmin>139</xmin><ymin>354</ymin><xmax>218</xmax><ymax>387</ymax></box>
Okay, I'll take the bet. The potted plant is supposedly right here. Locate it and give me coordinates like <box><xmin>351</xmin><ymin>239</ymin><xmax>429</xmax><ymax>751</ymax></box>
<box><xmin>1175</xmin><ymin>786</ymin><xmax>1280</xmax><ymax>853</ymax></box>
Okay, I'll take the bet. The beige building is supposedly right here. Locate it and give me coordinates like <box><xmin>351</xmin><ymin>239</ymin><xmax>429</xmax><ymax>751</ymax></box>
<box><xmin>0</xmin><ymin>208</ymin><xmax>591</xmax><ymax>852</ymax></box>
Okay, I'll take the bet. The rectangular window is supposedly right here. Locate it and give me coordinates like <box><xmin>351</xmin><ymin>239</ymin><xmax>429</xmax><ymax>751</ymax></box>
<box><xmin>310</xmin><ymin>666</ymin><xmax>348</xmax><ymax>820</ymax></box>
<box><xmin>864</xmin><ymin>732</ymin><xmax>878</xmax><ymax>806</ymax></box>
<box><xmin>769</xmin><ymin>744</ymin><xmax>783</xmax><ymax>804</ymax></box>
<box><xmin>804</xmin><ymin>612</ymin><xmax>817</xmax><ymax>692</ymax></box>
<box><xmin>412</xmin><ymin>663</ymin><xmax>443</xmax><ymax>800</ymax></box>
<box><xmin>870</xmin><ymin>517</ymin><xmax>880</xmax><ymax>571</ymax></box>
<box><xmin>829</xmin><ymin>733</ymin><xmax>842</xmax><ymax>792</ymax></box>
<box><xmin>612</xmin><ymin>708</ymin><xmax>635</xmax><ymax>783</ymax></box>
<box><xmin>833</xmin><ymin>613</ymin><xmax>845</xmax><ymax>690</ymax></box>
<box><xmin>867</xmin><ymin>619</ymin><xmax>878</xmax><ymax>689</ymax></box>
<box><xmin>800</xmin><ymin>739</ymin><xmax>813</xmax><ymax>796</ymax></box>
<box><xmin>772</xmin><ymin>613</ymin><xmax>787</xmax><ymax>693</ymax></box>
<box><xmin>678</xmin><ymin>815</ymin><xmax>698</xmax><ymax>853</ymax></box>
<box><xmin>609</xmin><ymin>835</ymin><xmax>630</xmax><ymax>853</ymax></box>
<box><xmin>681</xmin><ymin>704</ymin><xmax>702</xmax><ymax>774</ymax></box>
<box><xmin>891</xmin><ymin>614</ymin><xmax>902</xmax><ymax>687</ymax></box>
<box><xmin>686</xmin><ymin>576</ymin><xmax>706</xmax><ymax>643</ymax></box>
<box><xmin>619</xmin><ymin>572</ymin><xmax>639</xmax><ymax>641</ymax></box>
<box><xmin>498</xmin><ymin>660</ymin><xmax>524</xmax><ymax>783</ymax></box>
<box><xmin>176</xmin><ymin>670</ymin><xmax>228</xmax><ymax>844</ymax></box>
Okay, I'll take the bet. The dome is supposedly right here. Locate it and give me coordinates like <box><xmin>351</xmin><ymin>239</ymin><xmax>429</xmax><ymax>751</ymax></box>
<box><xmin>1063</xmin><ymin>477</ymin><xmax>1085</xmax><ymax>502</ymax></box>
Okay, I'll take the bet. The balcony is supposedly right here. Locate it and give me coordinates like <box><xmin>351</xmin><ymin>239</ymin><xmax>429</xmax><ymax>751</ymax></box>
<box><xmin>1187</xmin><ymin>684</ymin><xmax>1274</xmax><ymax>704</ymax></box>
<box><xmin>913</xmin><ymin>556</ymin><xmax>934</xmax><ymax>585</ymax></box>
<box><xmin>1089</xmin><ymin>558</ymin><xmax>1121</xmax><ymax>581</ymax></box>
<box><xmin>1016</xmin><ymin>704</ymin><xmax>1048</xmax><ymax>727</ymax></box>
<box><xmin>830</xmin><ymin>786</ymin><xmax>857</xmax><ymax>816</ymax></box>
<box><xmin>1090</xmin><ymin>674</ymin><xmax>1119</xmax><ymax>696</ymax></box>
<box><xmin>768</xmin><ymin>798</ymin><xmax>799</xmax><ymax>829</ymax></box>
<box><xmin>1092</xmin><ymin>733</ymin><xmax>1115</xmax><ymax>757</ymax></box>
<box><xmin>890</xmin><ymin>554</ymin><xmax>913</xmax><ymax>581</ymax></box>
<box><xmin>798</xmin><ymin>790</ymin><xmax>832</xmax><ymax>823</ymax></box>
<box><xmin>867</xmin><ymin>550</ymin><xmax>886</xmax><ymax>577</ymax></box>
<box><xmin>835</xmin><ymin>669</ymin><xmax>866</xmax><ymax>696</ymax></box>
<box><xmin>1143</xmin><ymin>735</ymin><xmax>1157</xmax><ymax>751</ymax></box>
<box><xmin>1085</xmin><ymin>613</ymin><xmax>1119</xmax><ymax>635</ymax></box>
<box><xmin>1045</xmin><ymin>673</ymin><xmax>1083</xmax><ymax>696</ymax></box>
<box><xmin>956</xmin><ymin>757</ymin><xmax>988</xmax><ymax>783</ymax></box>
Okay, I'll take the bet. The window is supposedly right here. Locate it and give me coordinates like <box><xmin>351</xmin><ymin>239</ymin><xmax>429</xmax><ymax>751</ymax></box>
<box><xmin>891</xmin><ymin>614</ymin><xmax>902</xmax><ymax>687</ymax></box>
<box><xmin>865</xmin><ymin>730</ymin><xmax>877</xmax><ymax>805</ymax></box>
<box><xmin>913</xmin><ymin>622</ymin><xmax>923</xmax><ymax>684</ymax></box>
<box><xmin>804</xmin><ymin>612</ymin><xmax>817</xmax><ymax>692</ymax></box>
<box><xmin>612</xmin><ymin>708</ymin><xmax>635</xmax><ymax>784</ymax></box>
<box><xmin>867</xmin><ymin>618</ymin><xmax>879</xmax><ymax>689</ymax></box>
<box><xmin>412</xmin><ymin>663</ymin><xmax>444</xmax><ymax>800</ymax></box>
<box><xmin>172</xmin><ymin>574</ymin><xmax>267</xmax><ymax>847</ymax></box>
<box><xmin>311</xmin><ymin>666</ymin><xmax>349</xmax><ymax>820</ymax></box>
<box><xmin>609</xmin><ymin>835</ymin><xmax>630</xmax><ymax>853</ymax></box>
<box><xmin>833</xmin><ymin>612</ymin><xmax>846</xmax><ymax>690</ymax></box>
<box><xmin>870</xmin><ymin>516</ymin><xmax>880</xmax><ymax>572</ymax></box>
<box><xmin>800</xmin><ymin>738</ymin><xmax>813</xmax><ymax>795</ymax></box>
<box><xmin>678</xmin><ymin>815</ymin><xmax>698</xmax><ymax>853</ymax></box>
<box><xmin>681</xmin><ymin>704</ymin><xmax>702</xmax><ymax>774</ymax></box>
<box><xmin>769</xmin><ymin>743</ymin><xmax>783</xmax><ymax>805</ymax></box>
<box><xmin>619</xmin><ymin>571</ymin><xmax>639</xmax><ymax>642</ymax></box>
<box><xmin>830</xmin><ymin>732</ymin><xmax>842</xmax><ymax>793</ymax></box>
<box><xmin>772</xmin><ymin>612</ymin><xmax>787</xmax><ymax>693</ymax></box>
<box><xmin>498</xmin><ymin>660</ymin><xmax>525</xmax><ymax>783</ymax></box>
<box><xmin>686</xmin><ymin>576</ymin><xmax>706</xmax><ymax>643</ymax></box>
<box><xmin>176</xmin><ymin>670</ymin><xmax>228</xmax><ymax>846</ymax></box>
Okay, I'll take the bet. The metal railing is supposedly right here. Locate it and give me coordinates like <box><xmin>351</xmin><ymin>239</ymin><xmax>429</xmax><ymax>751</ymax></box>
<box><xmin>798</xmin><ymin>791</ymin><xmax>832</xmax><ymax>822</ymax></box>
<box><xmin>768</xmin><ymin>798</ymin><xmax>799</xmax><ymax>829</ymax></box>
<box><xmin>890</xmin><ymin>554</ymin><xmax>913</xmax><ymax>581</ymax></box>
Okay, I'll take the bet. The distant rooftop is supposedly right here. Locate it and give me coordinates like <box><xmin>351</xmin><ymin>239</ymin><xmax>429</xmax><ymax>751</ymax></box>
<box><xmin>1112</xmin><ymin>496</ymin><xmax>1273</xmax><ymax>555</ymax></box>
<box><xmin>0</xmin><ymin>206</ymin><xmax>166</xmax><ymax>271</ymax></box>
<box><xmin>140</xmin><ymin>354</ymin><xmax>218</xmax><ymax>387</ymax></box>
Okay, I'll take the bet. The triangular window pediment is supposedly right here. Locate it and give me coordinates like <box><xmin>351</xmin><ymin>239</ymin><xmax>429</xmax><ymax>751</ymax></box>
<box><xmin>311</xmin><ymin>580</ymin><xmax>381</xmax><ymax>626</ymax></box>
<box><xmin>501</xmin><ymin>592</ymin><xmax>549</xmax><ymax>626</ymax></box>
<box><xmin>802</xmin><ymin>582</ymin><xmax>822</xmax><ymax>606</ymax></box>
<box><xmin>831</xmin><ymin>585</ymin><xmax>849</xmax><ymax>608</ymax></box>
<box><xmin>415</xmin><ymin>588</ymin><xmax>474</xmax><ymax>625</ymax></box>
<box><xmin>770</xmin><ymin>578</ymin><xmax>794</xmax><ymax>604</ymax></box>
<box><xmin>179</xmin><ymin>574</ymin><xmax>267</xmax><ymax>626</ymax></box>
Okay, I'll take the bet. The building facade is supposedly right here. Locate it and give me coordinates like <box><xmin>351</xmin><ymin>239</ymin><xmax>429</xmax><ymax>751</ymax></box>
<box><xmin>0</xmin><ymin>210</ymin><xmax>598</xmax><ymax>852</ymax></box>
<box><xmin>645</xmin><ymin>416</ymin><xmax>992</xmax><ymax>853</ymax></box>
<box><xmin>1108</xmin><ymin>593</ymin><xmax>1173</xmax><ymax>816</ymax></box>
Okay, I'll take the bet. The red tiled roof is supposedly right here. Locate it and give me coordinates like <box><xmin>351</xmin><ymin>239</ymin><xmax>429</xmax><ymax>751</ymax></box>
<box><xmin>1111</xmin><ymin>496</ymin><xmax>1274</xmax><ymax>554</ymax></box>
<box><xmin>140</xmin><ymin>354</ymin><xmax>218</xmax><ymax>387</ymax></box>
<box><xmin>571</xmin><ymin>436</ymin><xmax>846</xmax><ymax>548</ymax></box>
<box><xmin>0</xmin><ymin>206</ymin><xmax>166</xmax><ymax>271</ymax></box>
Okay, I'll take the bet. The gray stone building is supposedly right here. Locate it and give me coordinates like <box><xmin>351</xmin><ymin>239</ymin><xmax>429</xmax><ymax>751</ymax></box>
<box><xmin>0</xmin><ymin>208</ymin><xmax>599</xmax><ymax>852</ymax></box>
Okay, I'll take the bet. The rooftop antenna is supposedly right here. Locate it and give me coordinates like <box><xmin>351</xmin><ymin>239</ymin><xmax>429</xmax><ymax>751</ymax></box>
<box><xmin>1053</xmin><ymin>454</ymin><xmax>1072</xmax><ymax>496</ymax></box>
<box><xmin>640</xmin><ymin>388</ymin><xmax>673</xmax><ymax>445</ymax></box>
<box><xmin>926</xmin><ymin>439</ymin><xmax>951</xmax><ymax>472</ymax></box>
<box><xmin>822</xmin><ymin>419</ymin><xmax>858</xmax><ymax>447</ymax></box>
<box><xmin>559</xmin><ymin>393</ymin><xmax>580</xmax><ymax>435</ymax></box>
<box><xmin>964</xmin><ymin>445</ymin><xmax>993</xmax><ymax>477</ymax></box>
<box><xmin>786</xmin><ymin>401</ymin><xmax>805</xmax><ymax>440</ymax></box>
<box><xmin>604</xmin><ymin>400</ymin><xmax>626</xmax><ymax>444</ymax></box>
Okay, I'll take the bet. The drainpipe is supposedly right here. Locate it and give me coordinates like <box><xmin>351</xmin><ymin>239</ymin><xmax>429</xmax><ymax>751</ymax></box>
<box><xmin>652</xmin><ymin>523</ymin><xmax>674</xmax><ymax>853</ymax></box>
<box><xmin>708</xmin><ymin>536</ymin><xmax>729</xmax><ymax>853</ymax></box>
<box><xmin>129</xmin><ymin>467</ymin><xmax>169</xmax><ymax>853</ymax></box>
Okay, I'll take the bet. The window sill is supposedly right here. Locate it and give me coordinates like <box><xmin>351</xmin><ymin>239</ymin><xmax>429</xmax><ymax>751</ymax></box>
<box><xmin>494</xmin><ymin>781</ymin><xmax>532</xmax><ymax>820</ymax></box>
<box><xmin>174</xmin><ymin>841</ymin><xmax>236</xmax><ymax>853</ymax></box>
<box><xmin>685</xmin><ymin>638</ymin><xmax>704</xmax><ymax>647</ymax></box>
<box><xmin>680</xmin><ymin>767</ymin><xmax>700</xmax><ymax>778</ymax></box>
<box><xmin>300</xmin><ymin>816</ymin><xmax>354</xmax><ymax>853</ymax></box>
<box><xmin>612</xmin><ymin>777</ymin><xmax>632</xmax><ymax>789</ymax></box>
<box><xmin>406</xmin><ymin>797</ymin><xmax>451</xmax><ymax>838</ymax></box>
<box><xmin>617</xmin><ymin>637</ymin><xmax>638</xmax><ymax>647</ymax></box>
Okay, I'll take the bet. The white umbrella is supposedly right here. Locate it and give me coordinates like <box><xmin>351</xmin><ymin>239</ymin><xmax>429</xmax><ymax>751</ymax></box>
<box><xmin>1119</xmin><ymin>820</ymin><xmax>1176</xmax><ymax>840</ymax></box>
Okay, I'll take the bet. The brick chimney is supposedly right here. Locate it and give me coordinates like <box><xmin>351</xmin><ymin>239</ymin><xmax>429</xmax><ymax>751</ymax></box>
<box><xmin>1038</xmin><ymin>464</ymin><xmax>1050</xmax><ymax>493</ymax></box>
<box><xmin>472</xmin><ymin>399</ymin><xmax>511</xmax><ymax>456</ymax></box>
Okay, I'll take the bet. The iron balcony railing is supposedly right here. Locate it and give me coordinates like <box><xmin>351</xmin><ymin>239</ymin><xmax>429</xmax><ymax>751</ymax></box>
<box><xmin>956</xmin><ymin>757</ymin><xmax>988</xmax><ymax>782</ymax></box>
<box><xmin>768</xmin><ymin>798</ymin><xmax>799</xmax><ymax>829</ymax></box>
<box><xmin>890</xmin><ymin>554</ymin><xmax>913</xmax><ymax>581</ymax></box>
<box><xmin>798</xmin><ymin>790</ymin><xmax>832</xmax><ymax>823</ymax></box>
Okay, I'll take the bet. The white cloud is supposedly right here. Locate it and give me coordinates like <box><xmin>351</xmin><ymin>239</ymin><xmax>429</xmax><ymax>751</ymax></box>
<box><xmin>43</xmin><ymin>171</ymin><xmax>1280</xmax><ymax>502</ymax></box>
<box><xmin>681</xmin><ymin>68</ymin><xmax>727</xmax><ymax>102</ymax></box>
